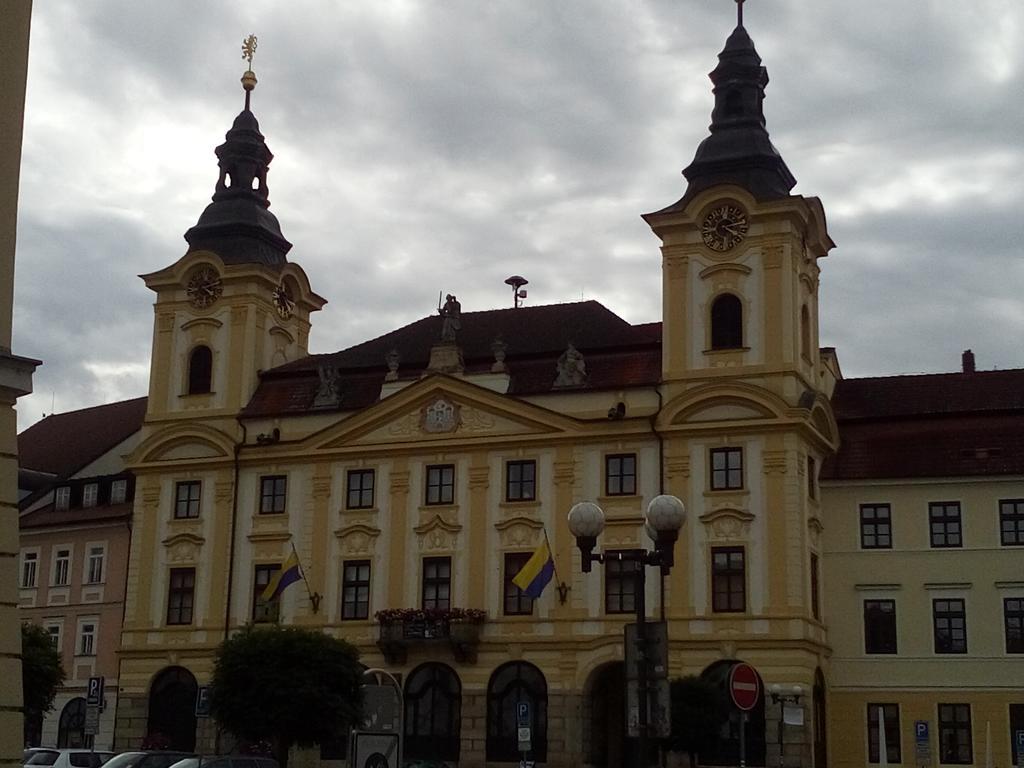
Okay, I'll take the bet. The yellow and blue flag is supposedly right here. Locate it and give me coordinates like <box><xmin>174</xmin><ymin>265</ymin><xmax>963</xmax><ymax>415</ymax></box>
<box><xmin>261</xmin><ymin>551</ymin><xmax>303</xmax><ymax>601</ymax></box>
<box><xmin>512</xmin><ymin>540</ymin><xmax>555</xmax><ymax>599</ymax></box>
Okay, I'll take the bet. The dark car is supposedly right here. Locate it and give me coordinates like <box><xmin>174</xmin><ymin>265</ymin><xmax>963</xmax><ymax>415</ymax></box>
<box><xmin>102</xmin><ymin>754</ymin><xmax>194</xmax><ymax>768</ymax></box>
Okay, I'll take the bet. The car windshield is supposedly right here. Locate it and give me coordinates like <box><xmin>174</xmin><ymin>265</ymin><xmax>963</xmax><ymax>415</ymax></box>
<box><xmin>68</xmin><ymin>754</ymin><xmax>113</xmax><ymax>768</ymax></box>
<box><xmin>99</xmin><ymin>754</ymin><xmax>145</xmax><ymax>768</ymax></box>
<box><xmin>25</xmin><ymin>752</ymin><xmax>59</xmax><ymax>766</ymax></box>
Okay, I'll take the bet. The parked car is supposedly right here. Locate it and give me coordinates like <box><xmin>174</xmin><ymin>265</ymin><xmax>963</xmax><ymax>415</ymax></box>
<box><xmin>166</xmin><ymin>757</ymin><xmax>277</xmax><ymax>768</ymax></box>
<box><xmin>24</xmin><ymin>749</ymin><xmax>115</xmax><ymax>768</ymax></box>
<box><xmin>102</xmin><ymin>753</ymin><xmax>194</xmax><ymax>768</ymax></box>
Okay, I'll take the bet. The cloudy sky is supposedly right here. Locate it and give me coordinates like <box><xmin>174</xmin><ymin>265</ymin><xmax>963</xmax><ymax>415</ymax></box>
<box><xmin>13</xmin><ymin>0</ymin><xmax>1024</xmax><ymax>430</ymax></box>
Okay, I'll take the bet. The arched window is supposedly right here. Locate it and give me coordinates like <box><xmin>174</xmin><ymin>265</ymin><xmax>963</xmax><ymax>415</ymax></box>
<box><xmin>404</xmin><ymin>662</ymin><xmax>461</xmax><ymax>763</ymax></box>
<box><xmin>148</xmin><ymin>666</ymin><xmax>198</xmax><ymax>751</ymax></box>
<box><xmin>813</xmin><ymin>668</ymin><xmax>828</xmax><ymax>768</ymax></box>
<box><xmin>801</xmin><ymin>305</ymin><xmax>812</xmax><ymax>359</ymax></box>
<box><xmin>58</xmin><ymin>697</ymin><xmax>88</xmax><ymax>748</ymax></box>
<box><xmin>487</xmin><ymin>661</ymin><xmax>548</xmax><ymax>763</ymax></box>
<box><xmin>711</xmin><ymin>294</ymin><xmax>743</xmax><ymax>350</ymax></box>
<box><xmin>187</xmin><ymin>346</ymin><xmax>212</xmax><ymax>394</ymax></box>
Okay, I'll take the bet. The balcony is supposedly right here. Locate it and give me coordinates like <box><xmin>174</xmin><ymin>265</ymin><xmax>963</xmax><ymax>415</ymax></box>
<box><xmin>376</xmin><ymin>608</ymin><xmax>485</xmax><ymax>665</ymax></box>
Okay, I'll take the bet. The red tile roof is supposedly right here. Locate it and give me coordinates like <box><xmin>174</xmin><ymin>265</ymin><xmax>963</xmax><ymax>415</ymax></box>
<box><xmin>17</xmin><ymin>396</ymin><xmax>148</xmax><ymax>477</ymax></box>
<box><xmin>824</xmin><ymin>369</ymin><xmax>1024</xmax><ymax>480</ymax></box>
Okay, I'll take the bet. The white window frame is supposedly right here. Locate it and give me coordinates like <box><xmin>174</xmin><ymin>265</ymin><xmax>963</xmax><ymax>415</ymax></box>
<box><xmin>110</xmin><ymin>478</ymin><xmax>128</xmax><ymax>504</ymax></box>
<box><xmin>46</xmin><ymin>621</ymin><xmax>63</xmax><ymax>652</ymax></box>
<box><xmin>20</xmin><ymin>549</ymin><xmax>39</xmax><ymax>588</ymax></box>
<box><xmin>54</xmin><ymin>486</ymin><xmax>71</xmax><ymax>510</ymax></box>
<box><xmin>76</xmin><ymin>618</ymin><xmax>97</xmax><ymax>656</ymax></box>
<box><xmin>84</xmin><ymin>543</ymin><xmax>106</xmax><ymax>585</ymax></box>
<box><xmin>82</xmin><ymin>482</ymin><xmax>99</xmax><ymax>508</ymax></box>
<box><xmin>52</xmin><ymin>546</ymin><xmax>72</xmax><ymax>587</ymax></box>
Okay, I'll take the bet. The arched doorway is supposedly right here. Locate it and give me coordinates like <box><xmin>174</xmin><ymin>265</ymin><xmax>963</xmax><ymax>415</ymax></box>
<box><xmin>148</xmin><ymin>666</ymin><xmax>198</xmax><ymax>751</ymax></box>
<box><xmin>486</xmin><ymin>661</ymin><xmax>547</xmax><ymax>763</ymax></box>
<box><xmin>813</xmin><ymin>668</ymin><xmax>828</xmax><ymax>768</ymax></box>
<box><xmin>404</xmin><ymin>662</ymin><xmax>462</xmax><ymax>764</ymax></box>
<box><xmin>57</xmin><ymin>697</ymin><xmax>89</xmax><ymax>748</ymax></box>
<box><xmin>699</xmin><ymin>660</ymin><xmax>767</xmax><ymax>767</ymax></box>
<box><xmin>584</xmin><ymin>662</ymin><xmax>630</xmax><ymax>768</ymax></box>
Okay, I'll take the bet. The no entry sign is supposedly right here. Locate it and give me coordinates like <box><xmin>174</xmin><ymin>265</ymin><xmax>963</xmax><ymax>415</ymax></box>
<box><xmin>729</xmin><ymin>663</ymin><xmax>760</xmax><ymax>711</ymax></box>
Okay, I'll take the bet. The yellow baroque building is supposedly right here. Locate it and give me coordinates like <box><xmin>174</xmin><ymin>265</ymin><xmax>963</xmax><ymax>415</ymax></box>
<box><xmin>105</xmin><ymin>11</ymin><xmax>1024</xmax><ymax>768</ymax></box>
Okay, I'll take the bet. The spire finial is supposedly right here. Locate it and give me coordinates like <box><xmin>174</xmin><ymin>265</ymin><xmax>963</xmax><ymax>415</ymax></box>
<box><xmin>240</xmin><ymin>34</ymin><xmax>258</xmax><ymax>110</ymax></box>
<box><xmin>735</xmin><ymin>0</ymin><xmax>744</xmax><ymax>27</ymax></box>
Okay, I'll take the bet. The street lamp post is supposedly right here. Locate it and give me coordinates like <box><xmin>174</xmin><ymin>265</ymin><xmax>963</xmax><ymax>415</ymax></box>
<box><xmin>568</xmin><ymin>495</ymin><xmax>686</xmax><ymax>768</ymax></box>
<box><xmin>769</xmin><ymin>684</ymin><xmax>803</xmax><ymax>768</ymax></box>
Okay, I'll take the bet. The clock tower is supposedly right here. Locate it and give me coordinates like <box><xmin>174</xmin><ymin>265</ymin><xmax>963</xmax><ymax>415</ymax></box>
<box><xmin>139</xmin><ymin>58</ymin><xmax>325</xmax><ymax>422</ymax></box>
<box><xmin>645</xmin><ymin>7</ymin><xmax>839</xmax><ymax>762</ymax></box>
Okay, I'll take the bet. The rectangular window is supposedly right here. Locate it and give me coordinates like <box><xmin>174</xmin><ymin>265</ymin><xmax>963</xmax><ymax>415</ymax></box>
<box><xmin>86</xmin><ymin>546</ymin><xmax>104</xmax><ymax>584</ymax></box>
<box><xmin>503</xmin><ymin>552</ymin><xmax>535</xmax><ymax>616</ymax></box>
<box><xmin>938</xmin><ymin>703</ymin><xmax>973</xmax><ymax>764</ymax></box>
<box><xmin>78</xmin><ymin>622</ymin><xmax>96</xmax><ymax>656</ymax></box>
<box><xmin>47</xmin><ymin>624</ymin><xmax>61</xmax><ymax>650</ymax></box>
<box><xmin>110</xmin><ymin>479</ymin><xmax>128</xmax><ymax>505</ymax></box>
<box><xmin>259</xmin><ymin>475</ymin><xmax>287</xmax><ymax>515</ymax></box>
<box><xmin>54</xmin><ymin>486</ymin><xmax>70</xmax><ymax>511</ymax></box>
<box><xmin>807</xmin><ymin>456</ymin><xmax>817</xmax><ymax>500</ymax></box>
<box><xmin>425</xmin><ymin>465</ymin><xmax>455</xmax><ymax>506</ymax></box>
<box><xmin>930</xmin><ymin>502</ymin><xmax>962</xmax><ymax>548</ymax></box>
<box><xmin>21</xmin><ymin>552</ymin><xmax>38</xmax><ymax>588</ymax></box>
<box><xmin>933</xmin><ymin>598</ymin><xmax>968</xmax><ymax>654</ymax></box>
<box><xmin>253</xmin><ymin>564</ymin><xmax>282</xmax><ymax>624</ymax></box>
<box><xmin>53</xmin><ymin>549</ymin><xmax>70</xmax><ymax>586</ymax></box>
<box><xmin>166</xmin><ymin>568</ymin><xmax>195</xmax><ymax>625</ymax></box>
<box><xmin>710</xmin><ymin>447</ymin><xmax>743</xmax><ymax>490</ymax></box>
<box><xmin>82</xmin><ymin>483</ymin><xmax>99</xmax><ymax>508</ymax></box>
<box><xmin>864</xmin><ymin>600</ymin><xmax>898</xmax><ymax>654</ymax></box>
<box><xmin>1004</xmin><ymin>597</ymin><xmax>1024</xmax><ymax>653</ymax></box>
<box><xmin>1012</xmin><ymin>704</ymin><xmax>1024</xmax><ymax>767</ymax></box>
<box><xmin>860</xmin><ymin>504</ymin><xmax>892</xmax><ymax>549</ymax></box>
<box><xmin>346</xmin><ymin>469</ymin><xmax>375</xmax><ymax>510</ymax></box>
<box><xmin>711</xmin><ymin>546</ymin><xmax>746</xmax><ymax>613</ymax></box>
<box><xmin>174</xmin><ymin>481</ymin><xmax>202</xmax><ymax>519</ymax></box>
<box><xmin>605</xmin><ymin>454</ymin><xmax>637</xmax><ymax>496</ymax></box>
<box><xmin>867</xmin><ymin>703</ymin><xmax>901</xmax><ymax>764</ymax></box>
<box><xmin>421</xmin><ymin>557</ymin><xmax>451</xmax><ymax>610</ymax></box>
<box><xmin>810</xmin><ymin>552</ymin><xmax>821</xmax><ymax>621</ymax></box>
<box><xmin>999</xmin><ymin>499</ymin><xmax>1024</xmax><ymax>545</ymax></box>
<box><xmin>505</xmin><ymin>460</ymin><xmax>536</xmax><ymax>502</ymax></box>
<box><xmin>341</xmin><ymin>561</ymin><xmax>371</xmax><ymax>620</ymax></box>
<box><xmin>605</xmin><ymin>551</ymin><xmax>637</xmax><ymax>614</ymax></box>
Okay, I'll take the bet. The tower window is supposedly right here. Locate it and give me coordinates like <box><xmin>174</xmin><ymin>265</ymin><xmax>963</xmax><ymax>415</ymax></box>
<box><xmin>801</xmin><ymin>305</ymin><xmax>812</xmax><ymax>359</ymax></box>
<box><xmin>188</xmin><ymin>345</ymin><xmax>213</xmax><ymax>395</ymax></box>
<box><xmin>710</xmin><ymin>294</ymin><xmax>743</xmax><ymax>350</ymax></box>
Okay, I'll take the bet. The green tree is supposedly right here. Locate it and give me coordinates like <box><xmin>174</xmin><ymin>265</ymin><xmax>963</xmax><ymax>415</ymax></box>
<box><xmin>22</xmin><ymin>622</ymin><xmax>66</xmax><ymax>745</ymax></box>
<box><xmin>668</xmin><ymin>675</ymin><xmax>729</xmax><ymax>767</ymax></box>
<box><xmin>209</xmin><ymin>625</ymin><xmax>363</xmax><ymax>767</ymax></box>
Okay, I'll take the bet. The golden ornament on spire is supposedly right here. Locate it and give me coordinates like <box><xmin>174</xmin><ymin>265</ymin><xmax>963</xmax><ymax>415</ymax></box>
<box><xmin>240</xmin><ymin>34</ymin><xmax>258</xmax><ymax>99</ymax></box>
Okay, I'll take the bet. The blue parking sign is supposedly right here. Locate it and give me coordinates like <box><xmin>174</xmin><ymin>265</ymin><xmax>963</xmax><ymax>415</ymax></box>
<box><xmin>915</xmin><ymin>721</ymin><xmax>929</xmax><ymax>743</ymax></box>
<box><xmin>517</xmin><ymin>702</ymin><xmax>531</xmax><ymax>727</ymax></box>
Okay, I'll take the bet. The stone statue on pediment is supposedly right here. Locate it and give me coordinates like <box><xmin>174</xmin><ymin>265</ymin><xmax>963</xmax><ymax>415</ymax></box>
<box><xmin>554</xmin><ymin>343</ymin><xmax>587</xmax><ymax>387</ymax></box>
<box><xmin>313</xmin><ymin>362</ymin><xmax>343</xmax><ymax>408</ymax></box>
<box><xmin>439</xmin><ymin>294</ymin><xmax>462</xmax><ymax>342</ymax></box>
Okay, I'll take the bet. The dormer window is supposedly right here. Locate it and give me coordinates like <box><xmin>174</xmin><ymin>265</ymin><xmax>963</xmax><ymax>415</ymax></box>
<box><xmin>55</xmin><ymin>486</ymin><xmax>71</xmax><ymax>511</ymax></box>
<box><xmin>710</xmin><ymin>294</ymin><xmax>743</xmax><ymax>349</ymax></box>
<box><xmin>82</xmin><ymin>483</ymin><xmax>99</xmax><ymax>508</ymax></box>
<box><xmin>188</xmin><ymin>345</ymin><xmax>213</xmax><ymax>395</ymax></box>
<box><xmin>110</xmin><ymin>479</ymin><xmax>128</xmax><ymax>505</ymax></box>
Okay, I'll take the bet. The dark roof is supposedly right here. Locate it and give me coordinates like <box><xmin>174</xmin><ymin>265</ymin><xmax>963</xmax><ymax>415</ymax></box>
<box><xmin>244</xmin><ymin>301</ymin><xmax>661</xmax><ymax>418</ymax></box>
<box><xmin>17</xmin><ymin>397</ymin><xmax>148</xmax><ymax>477</ymax></box>
<box><xmin>823</xmin><ymin>369</ymin><xmax>1024</xmax><ymax>480</ymax></box>
<box><xmin>20</xmin><ymin>502</ymin><xmax>132</xmax><ymax>530</ymax></box>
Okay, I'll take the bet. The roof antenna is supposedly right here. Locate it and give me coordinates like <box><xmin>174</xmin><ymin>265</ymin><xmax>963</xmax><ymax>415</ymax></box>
<box><xmin>504</xmin><ymin>275</ymin><xmax>528</xmax><ymax>309</ymax></box>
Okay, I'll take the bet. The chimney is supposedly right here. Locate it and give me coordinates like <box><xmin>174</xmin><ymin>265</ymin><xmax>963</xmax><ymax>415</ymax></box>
<box><xmin>962</xmin><ymin>349</ymin><xmax>976</xmax><ymax>373</ymax></box>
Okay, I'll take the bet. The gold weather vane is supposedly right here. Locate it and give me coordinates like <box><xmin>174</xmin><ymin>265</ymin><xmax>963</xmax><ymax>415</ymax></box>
<box><xmin>240</xmin><ymin>34</ymin><xmax>258</xmax><ymax>108</ymax></box>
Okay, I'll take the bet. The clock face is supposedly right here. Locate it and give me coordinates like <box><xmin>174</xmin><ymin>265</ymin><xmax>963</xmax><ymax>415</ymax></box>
<box><xmin>185</xmin><ymin>266</ymin><xmax>222</xmax><ymax>308</ymax></box>
<box><xmin>701</xmin><ymin>204</ymin><xmax>749</xmax><ymax>252</ymax></box>
<box><xmin>272</xmin><ymin>282</ymin><xmax>294</xmax><ymax>319</ymax></box>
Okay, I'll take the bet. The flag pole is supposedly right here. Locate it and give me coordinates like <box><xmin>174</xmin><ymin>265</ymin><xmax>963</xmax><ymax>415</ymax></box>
<box><xmin>290</xmin><ymin>541</ymin><xmax>322</xmax><ymax>614</ymax></box>
<box><xmin>543</xmin><ymin>526</ymin><xmax>570</xmax><ymax>605</ymax></box>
